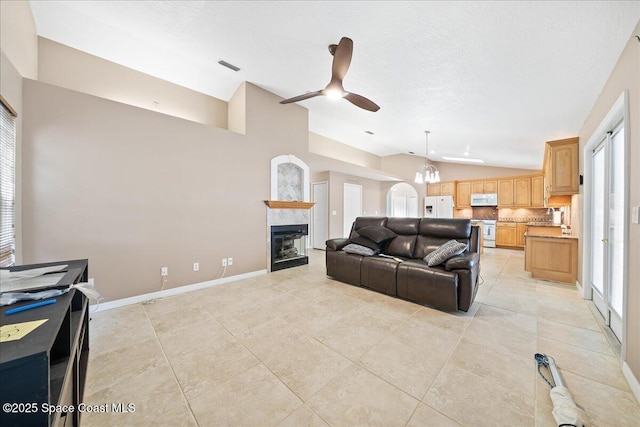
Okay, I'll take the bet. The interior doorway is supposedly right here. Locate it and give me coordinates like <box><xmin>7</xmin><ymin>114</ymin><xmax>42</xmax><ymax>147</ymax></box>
<box><xmin>343</xmin><ymin>183</ymin><xmax>362</xmax><ymax>237</ymax></box>
<box><xmin>386</xmin><ymin>183</ymin><xmax>419</xmax><ymax>217</ymax></box>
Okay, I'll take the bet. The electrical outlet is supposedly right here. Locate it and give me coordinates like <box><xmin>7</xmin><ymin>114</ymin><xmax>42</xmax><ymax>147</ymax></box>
<box><xmin>193</xmin><ymin>262</ymin><xmax>199</xmax><ymax>271</ymax></box>
<box><xmin>222</xmin><ymin>258</ymin><xmax>227</xmax><ymax>267</ymax></box>
<box><xmin>227</xmin><ymin>257</ymin><xmax>233</xmax><ymax>266</ymax></box>
<box><xmin>161</xmin><ymin>267</ymin><xmax>168</xmax><ymax>276</ymax></box>
<box><xmin>88</xmin><ymin>278</ymin><xmax>94</xmax><ymax>286</ymax></box>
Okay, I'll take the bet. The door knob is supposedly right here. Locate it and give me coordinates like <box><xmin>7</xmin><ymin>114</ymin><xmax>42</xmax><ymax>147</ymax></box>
<box><xmin>602</xmin><ymin>239</ymin><xmax>608</xmax><ymax>243</ymax></box>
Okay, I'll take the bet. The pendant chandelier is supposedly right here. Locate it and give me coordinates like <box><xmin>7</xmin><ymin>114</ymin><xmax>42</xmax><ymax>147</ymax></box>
<box><xmin>414</xmin><ymin>130</ymin><xmax>440</xmax><ymax>184</ymax></box>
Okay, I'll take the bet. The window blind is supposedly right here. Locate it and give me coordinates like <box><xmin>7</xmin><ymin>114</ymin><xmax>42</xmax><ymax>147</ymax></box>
<box><xmin>0</xmin><ymin>100</ymin><xmax>16</xmax><ymax>267</ymax></box>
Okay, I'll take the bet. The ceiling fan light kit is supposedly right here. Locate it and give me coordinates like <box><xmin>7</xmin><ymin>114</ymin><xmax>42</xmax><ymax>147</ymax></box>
<box><xmin>280</xmin><ymin>37</ymin><xmax>380</xmax><ymax>112</ymax></box>
<box><xmin>415</xmin><ymin>131</ymin><xmax>441</xmax><ymax>184</ymax></box>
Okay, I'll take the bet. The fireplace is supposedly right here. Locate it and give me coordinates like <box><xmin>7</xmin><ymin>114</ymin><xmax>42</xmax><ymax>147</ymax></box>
<box><xmin>270</xmin><ymin>224</ymin><xmax>308</xmax><ymax>271</ymax></box>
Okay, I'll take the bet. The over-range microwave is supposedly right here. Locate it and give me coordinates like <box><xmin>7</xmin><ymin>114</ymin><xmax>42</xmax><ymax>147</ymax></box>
<box><xmin>470</xmin><ymin>193</ymin><xmax>498</xmax><ymax>206</ymax></box>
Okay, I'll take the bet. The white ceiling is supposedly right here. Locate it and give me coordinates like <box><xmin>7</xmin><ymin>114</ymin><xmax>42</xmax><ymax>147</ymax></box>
<box><xmin>29</xmin><ymin>1</ymin><xmax>640</xmax><ymax>170</ymax></box>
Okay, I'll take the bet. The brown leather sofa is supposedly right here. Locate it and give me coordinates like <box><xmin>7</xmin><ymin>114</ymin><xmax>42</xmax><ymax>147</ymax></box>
<box><xmin>326</xmin><ymin>217</ymin><xmax>480</xmax><ymax>312</ymax></box>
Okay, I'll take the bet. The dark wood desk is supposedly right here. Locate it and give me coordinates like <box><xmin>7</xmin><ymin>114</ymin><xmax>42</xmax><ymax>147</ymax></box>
<box><xmin>0</xmin><ymin>260</ymin><xmax>89</xmax><ymax>427</ymax></box>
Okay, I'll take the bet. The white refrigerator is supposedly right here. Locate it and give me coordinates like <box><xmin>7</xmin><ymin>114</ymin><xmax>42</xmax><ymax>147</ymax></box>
<box><xmin>424</xmin><ymin>196</ymin><xmax>454</xmax><ymax>218</ymax></box>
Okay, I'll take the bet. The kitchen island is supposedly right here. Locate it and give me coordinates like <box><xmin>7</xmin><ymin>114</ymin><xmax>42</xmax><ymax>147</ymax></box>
<box><xmin>524</xmin><ymin>225</ymin><xmax>578</xmax><ymax>284</ymax></box>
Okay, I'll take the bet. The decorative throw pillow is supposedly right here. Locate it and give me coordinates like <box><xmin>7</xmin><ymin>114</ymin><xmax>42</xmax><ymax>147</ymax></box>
<box><xmin>342</xmin><ymin>243</ymin><xmax>379</xmax><ymax>256</ymax></box>
<box><xmin>357</xmin><ymin>226</ymin><xmax>398</xmax><ymax>243</ymax></box>
<box><xmin>425</xmin><ymin>240</ymin><xmax>468</xmax><ymax>267</ymax></box>
<box><xmin>349</xmin><ymin>231</ymin><xmax>382</xmax><ymax>250</ymax></box>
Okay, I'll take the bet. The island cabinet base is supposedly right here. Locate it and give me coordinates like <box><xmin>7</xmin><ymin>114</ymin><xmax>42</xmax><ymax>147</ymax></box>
<box><xmin>525</xmin><ymin>236</ymin><xmax>578</xmax><ymax>284</ymax></box>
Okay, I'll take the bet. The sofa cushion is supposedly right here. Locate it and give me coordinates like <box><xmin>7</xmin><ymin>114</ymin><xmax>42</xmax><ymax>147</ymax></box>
<box><xmin>386</xmin><ymin>217</ymin><xmax>421</xmax><ymax>235</ymax></box>
<box><xmin>343</xmin><ymin>243</ymin><xmax>379</xmax><ymax>256</ymax></box>
<box><xmin>419</xmin><ymin>218</ymin><xmax>471</xmax><ymax>239</ymax></box>
<box><xmin>357</xmin><ymin>225</ymin><xmax>397</xmax><ymax>243</ymax></box>
<box><xmin>385</xmin><ymin>235</ymin><xmax>416</xmax><ymax>258</ymax></box>
<box><xmin>349</xmin><ymin>231</ymin><xmax>382</xmax><ymax>250</ymax></box>
<box><xmin>425</xmin><ymin>240</ymin><xmax>468</xmax><ymax>267</ymax></box>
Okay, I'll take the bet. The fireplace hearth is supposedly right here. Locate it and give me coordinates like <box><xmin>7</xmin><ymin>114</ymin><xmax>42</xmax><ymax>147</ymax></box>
<box><xmin>270</xmin><ymin>224</ymin><xmax>308</xmax><ymax>271</ymax></box>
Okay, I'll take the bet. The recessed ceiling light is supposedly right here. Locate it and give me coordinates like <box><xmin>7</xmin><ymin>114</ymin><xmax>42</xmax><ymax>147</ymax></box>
<box><xmin>218</xmin><ymin>60</ymin><xmax>240</xmax><ymax>72</ymax></box>
<box><xmin>365</xmin><ymin>130</ymin><xmax>374</xmax><ymax>135</ymax></box>
<box><xmin>442</xmin><ymin>156</ymin><xmax>485</xmax><ymax>163</ymax></box>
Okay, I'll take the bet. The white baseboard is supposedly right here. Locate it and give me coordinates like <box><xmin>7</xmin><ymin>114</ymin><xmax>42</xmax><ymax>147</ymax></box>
<box><xmin>622</xmin><ymin>361</ymin><xmax>640</xmax><ymax>404</ymax></box>
<box><xmin>90</xmin><ymin>269</ymin><xmax>268</xmax><ymax>312</ymax></box>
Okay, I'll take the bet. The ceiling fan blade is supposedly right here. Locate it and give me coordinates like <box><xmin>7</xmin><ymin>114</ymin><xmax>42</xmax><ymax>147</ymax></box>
<box><xmin>331</xmin><ymin>37</ymin><xmax>353</xmax><ymax>84</ymax></box>
<box><xmin>343</xmin><ymin>92</ymin><xmax>380</xmax><ymax>112</ymax></box>
<box><xmin>279</xmin><ymin>90</ymin><xmax>324</xmax><ymax>104</ymax></box>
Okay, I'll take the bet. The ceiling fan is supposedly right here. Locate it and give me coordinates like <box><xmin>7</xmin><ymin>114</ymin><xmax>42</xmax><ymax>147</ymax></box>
<box><xmin>279</xmin><ymin>37</ymin><xmax>380</xmax><ymax>112</ymax></box>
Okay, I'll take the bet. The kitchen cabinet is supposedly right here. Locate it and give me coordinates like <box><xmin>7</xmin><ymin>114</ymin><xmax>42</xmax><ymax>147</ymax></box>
<box><xmin>496</xmin><ymin>222</ymin><xmax>517</xmax><ymax>247</ymax></box>
<box><xmin>514</xmin><ymin>177</ymin><xmax>531</xmax><ymax>206</ymax></box>
<box><xmin>544</xmin><ymin>137</ymin><xmax>579</xmax><ymax>195</ymax></box>
<box><xmin>531</xmin><ymin>175</ymin><xmax>545</xmax><ymax>207</ymax></box>
<box><xmin>440</xmin><ymin>181</ymin><xmax>455</xmax><ymax>196</ymax></box>
<box><xmin>498</xmin><ymin>179</ymin><xmax>514</xmax><ymax>207</ymax></box>
<box><xmin>525</xmin><ymin>235</ymin><xmax>578</xmax><ymax>283</ymax></box>
<box><xmin>483</xmin><ymin>180</ymin><xmax>497</xmax><ymax>193</ymax></box>
<box><xmin>517</xmin><ymin>223</ymin><xmax>527</xmax><ymax>247</ymax></box>
<box><xmin>471</xmin><ymin>181</ymin><xmax>484</xmax><ymax>194</ymax></box>
<box><xmin>456</xmin><ymin>181</ymin><xmax>471</xmax><ymax>208</ymax></box>
<box><xmin>427</xmin><ymin>181</ymin><xmax>455</xmax><ymax>197</ymax></box>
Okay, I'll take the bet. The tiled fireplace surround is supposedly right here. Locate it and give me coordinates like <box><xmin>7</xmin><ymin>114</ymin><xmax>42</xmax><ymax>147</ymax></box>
<box><xmin>266</xmin><ymin>155</ymin><xmax>312</xmax><ymax>271</ymax></box>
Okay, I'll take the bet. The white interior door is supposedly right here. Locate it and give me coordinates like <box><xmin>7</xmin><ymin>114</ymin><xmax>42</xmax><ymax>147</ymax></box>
<box><xmin>407</xmin><ymin>196</ymin><xmax>418</xmax><ymax>217</ymax></box>
<box><xmin>590</xmin><ymin>123</ymin><xmax>625</xmax><ymax>341</ymax></box>
<box><xmin>343</xmin><ymin>183</ymin><xmax>362</xmax><ymax>237</ymax></box>
<box><xmin>392</xmin><ymin>195</ymin><xmax>407</xmax><ymax>217</ymax></box>
<box><xmin>312</xmin><ymin>182</ymin><xmax>328</xmax><ymax>249</ymax></box>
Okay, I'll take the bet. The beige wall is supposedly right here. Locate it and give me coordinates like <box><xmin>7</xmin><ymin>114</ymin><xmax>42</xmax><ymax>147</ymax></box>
<box><xmin>380</xmin><ymin>154</ymin><xmax>429</xmax><ymax>216</ymax></box>
<box><xmin>578</xmin><ymin>21</ymin><xmax>640</xmax><ymax>382</ymax></box>
<box><xmin>432</xmin><ymin>161</ymin><xmax>540</xmax><ymax>181</ymax></box>
<box><xmin>327</xmin><ymin>172</ymin><xmax>382</xmax><ymax>239</ymax></box>
<box><xmin>0</xmin><ymin>0</ymin><xmax>37</xmax><ymax>79</ymax></box>
<box><xmin>309</xmin><ymin>132</ymin><xmax>381</xmax><ymax>170</ymax></box>
<box><xmin>21</xmin><ymin>80</ymin><xmax>308</xmax><ymax>301</ymax></box>
<box><xmin>37</xmin><ymin>38</ymin><xmax>228</xmax><ymax>128</ymax></box>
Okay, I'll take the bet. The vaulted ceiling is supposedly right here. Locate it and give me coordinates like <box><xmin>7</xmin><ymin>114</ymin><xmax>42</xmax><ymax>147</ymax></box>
<box><xmin>29</xmin><ymin>1</ymin><xmax>640</xmax><ymax>169</ymax></box>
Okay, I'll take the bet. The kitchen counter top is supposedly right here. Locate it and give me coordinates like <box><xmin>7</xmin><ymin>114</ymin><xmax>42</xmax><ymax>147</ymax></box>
<box><xmin>526</xmin><ymin>222</ymin><xmax>562</xmax><ymax>226</ymax></box>
<box><xmin>524</xmin><ymin>232</ymin><xmax>578</xmax><ymax>240</ymax></box>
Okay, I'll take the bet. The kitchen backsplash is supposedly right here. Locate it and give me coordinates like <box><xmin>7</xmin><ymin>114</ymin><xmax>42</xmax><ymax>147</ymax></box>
<box><xmin>498</xmin><ymin>207</ymin><xmax>552</xmax><ymax>222</ymax></box>
<box><xmin>456</xmin><ymin>207</ymin><xmax>558</xmax><ymax>223</ymax></box>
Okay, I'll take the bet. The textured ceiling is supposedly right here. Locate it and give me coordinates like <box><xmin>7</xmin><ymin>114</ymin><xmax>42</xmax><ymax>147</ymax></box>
<box><xmin>29</xmin><ymin>1</ymin><xmax>640</xmax><ymax>170</ymax></box>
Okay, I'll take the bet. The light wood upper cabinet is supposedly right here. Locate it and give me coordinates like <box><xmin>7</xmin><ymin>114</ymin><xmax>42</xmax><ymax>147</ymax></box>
<box><xmin>456</xmin><ymin>181</ymin><xmax>471</xmax><ymax>207</ymax></box>
<box><xmin>427</xmin><ymin>183</ymin><xmax>440</xmax><ymax>196</ymax></box>
<box><xmin>513</xmin><ymin>177</ymin><xmax>531</xmax><ymax>207</ymax></box>
<box><xmin>483</xmin><ymin>180</ymin><xmax>497</xmax><ymax>193</ymax></box>
<box><xmin>498</xmin><ymin>179</ymin><xmax>514</xmax><ymax>207</ymax></box>
<box><xmin>471</xmin><ymin>181</ymin><xmax>484</xmax><ymax>194</ymax></box>
<box><xmin>427</xmin><ymin>181</ymin><xmax>455</xmax><ymax>197</ymax></box>
<box><xmin>544</xmin><ymin>137</ymin><xmax>579</xmax><ymax>195</ymax></box>
<box><xmin>440</xmin><ymin>181</ymin><xmax>455</xmax><ymax>196</ymax></box>
<box><xmin>531</xmin><ymin>175</ymin><xmax>544</xmax><ymax>207</ymax></box>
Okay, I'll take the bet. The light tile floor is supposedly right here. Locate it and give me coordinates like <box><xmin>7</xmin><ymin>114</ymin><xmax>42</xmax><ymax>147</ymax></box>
<box><xmin>82</xmin><ymin>248</ymin><xmax>640</xmax><ymax>426</ymax></box>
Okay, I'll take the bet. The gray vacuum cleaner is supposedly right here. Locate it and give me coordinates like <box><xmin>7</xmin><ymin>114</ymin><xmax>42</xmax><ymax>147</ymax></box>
<box><xmin>535</xmin><ymin>353</ymin><xmax>588</xmax><ymax>427</ymax></box>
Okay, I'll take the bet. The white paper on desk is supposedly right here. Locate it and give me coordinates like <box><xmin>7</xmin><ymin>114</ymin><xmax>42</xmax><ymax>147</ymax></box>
<box><xmin>0</xmin><ymin>265</ymin><xmax>68</xmax><ymax>292</ymax></box>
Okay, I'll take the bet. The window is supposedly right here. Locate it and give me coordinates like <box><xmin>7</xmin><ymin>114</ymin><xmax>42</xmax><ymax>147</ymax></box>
<box><xmin>0</xmin><ymin>97</ymin><xmax>16</xmax><ymax>267</ymax></box>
